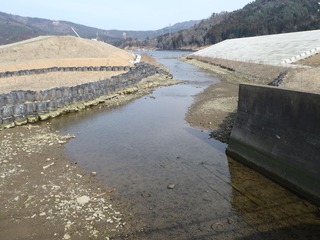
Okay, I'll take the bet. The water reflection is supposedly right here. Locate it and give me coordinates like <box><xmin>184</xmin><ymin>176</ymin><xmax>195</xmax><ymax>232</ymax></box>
<box><xmin>228</xmin><ymin>158</ymin><xmax>320</xmax><ymax>239</ymax></box>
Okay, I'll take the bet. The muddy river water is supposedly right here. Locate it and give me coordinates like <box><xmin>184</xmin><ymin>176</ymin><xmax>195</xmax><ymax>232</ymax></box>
<box><xmin>51</xmin><ymin>51</ymin><xmax>320</xmax><ymax>239</ymax></box>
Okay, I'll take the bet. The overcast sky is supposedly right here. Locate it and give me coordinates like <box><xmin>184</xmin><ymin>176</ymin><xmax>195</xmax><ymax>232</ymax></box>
<box><xmin>2</xmin><ymin>0</ymin><xmax>253</xmax><ymax>30</ymax></box>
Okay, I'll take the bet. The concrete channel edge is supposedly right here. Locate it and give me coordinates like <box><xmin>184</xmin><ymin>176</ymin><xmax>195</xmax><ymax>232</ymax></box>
<box><xmin>226</xmin><ymin>83</ymin><xmax>320</xmax><ymax>205</ymax></box>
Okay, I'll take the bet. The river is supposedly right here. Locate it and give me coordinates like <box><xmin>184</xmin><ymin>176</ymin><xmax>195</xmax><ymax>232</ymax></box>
<box><xmin>50</xmin><ymin>51</ymin><xmax>320</xmax><ymax>239</ymax></box>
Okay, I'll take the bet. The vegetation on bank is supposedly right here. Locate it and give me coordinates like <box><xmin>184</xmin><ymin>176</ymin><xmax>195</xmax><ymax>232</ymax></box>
<box><xmin>0</xmin><ymin>11</ymin><xmax>199</xmax><ymax>46</ymax></box>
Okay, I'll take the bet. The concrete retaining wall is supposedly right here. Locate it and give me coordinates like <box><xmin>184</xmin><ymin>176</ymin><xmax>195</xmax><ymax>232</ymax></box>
<box><xmin>226</xmin><ymin>84</ymin><xmax>320</xmax><ymax>204</ymax></box>
<box><xmin>0</xmin><ymin>63</ymin><xmax>168</xmax><ymax>129</ymax></box>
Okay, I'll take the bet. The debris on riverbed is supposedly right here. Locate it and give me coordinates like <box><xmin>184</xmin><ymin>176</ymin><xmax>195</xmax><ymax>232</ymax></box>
<box><xmin>209</xmin><ymin>111</ymin><xmax>237</xmax><ymax>143</ymax></box>
<box><xmin>0</xmin><ymin>124</ymin><xmax>125</xmax><ymax>239</ymax></box>
<box><xmin>0</xmin><ymin>71</ymin><xmax>182</xmax><ymax>239</ymax></box>
<box><xmin>211</xmin><ymin>222</ymin><xmax>225</xmax><ymax>232</ymax></box>
<box><xmin>43</xmin><ymin>162</ymin><xmax>55</xmax><ymax>170</ymax></box>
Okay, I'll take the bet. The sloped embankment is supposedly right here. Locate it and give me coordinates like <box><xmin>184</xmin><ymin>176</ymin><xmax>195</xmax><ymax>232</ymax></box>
<box><xmin>0</xmin><ymin>35</ymin><xmax>136</xmax><ymax>71</ymax></box>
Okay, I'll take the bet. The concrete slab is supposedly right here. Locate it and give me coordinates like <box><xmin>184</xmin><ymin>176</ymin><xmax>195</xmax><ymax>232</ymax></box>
<box><xmin>193</xmin><ymin>30</ymin><xmax>320</xmax><ymax>67</ymax></box>
<box><xmin>227</xmin><ymin>84</ymin><xmax>320</xmax><ymax>205</ymax></box>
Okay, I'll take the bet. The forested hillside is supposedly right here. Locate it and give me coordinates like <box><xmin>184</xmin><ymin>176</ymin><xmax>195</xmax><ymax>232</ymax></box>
<box><xmin>152</xmin><ymin>0</ymin><xmax>320</xmax><ymax>50</ymax></box>
<box><xmin>118</xmin><ymin>12</ymin><xmax>230</xmax><ymax>49</ymax></box>
<box><xmin>0</xmin><ymin>12</ymin><xmax>120</xmax><ymax>45</ymax></box>
<box><xmin>0</xmin><ymin>11</ymin><xmax>199</xmax><ymax>46</ymax></box>
<box><xmin>1</xmin><ymin>0</ymin><xmax>319</xmax><ymax>49</ymax></box>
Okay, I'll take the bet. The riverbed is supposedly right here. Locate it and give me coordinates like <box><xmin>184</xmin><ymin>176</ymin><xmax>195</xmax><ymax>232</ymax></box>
<box><xmin>51</xmin><ymin>51</ymin><xmax>320</xmax><ymax>239</ymax></box>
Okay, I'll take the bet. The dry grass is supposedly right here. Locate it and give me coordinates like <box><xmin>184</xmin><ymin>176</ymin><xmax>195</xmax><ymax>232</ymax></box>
<box><xmin>0</xmin><ymin>71</ymin><xmax>125</xmax><ymax>93</ymax></box>
<box><xmin>187</xmin><ymin>54</ymin><xmax>320</xmax><ymax>94</ymax></box>
<box><xmin>186</xmin><ymin>55</ymin><xmax>289</xmax><ymax>85</ymax></box>
<box><xmin>0</xmin><ymin>36</ymin><xmax>135</xmax><ymax>72</ymax></box>
<box><xmin>296</xmin><ymin>53</ymin><xmax>320</xmax><ymax>67</ymax></box>
<box><xmin>0</xmin><ymin>36</ymin><xmax>137</xmax><ymax>93</ymax></box>
<box><xmin>282</xmin><ymin>54</ymin><xmax>320</xmax><ymax>93</ymax></box>
<box><xmin>141</xmin><ymin>54</ymin><xmax>165</xmax><ymax>69</ymax></box>
<box><xmin>282</xmin><ymin>67</ymin><xmax>320</xmax><ymax>93</ymax></box>
<box><xmin>186</xmin><ymin>56</ymin><xmax>289</xmax><ymax>84</ymax></box>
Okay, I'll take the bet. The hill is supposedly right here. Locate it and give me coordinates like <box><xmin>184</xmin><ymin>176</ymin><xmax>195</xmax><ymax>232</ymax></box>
<box><xmin>105</xmin><ymin>20</ymin><xmax>200</xmax><ymax>41</ymax></box>
<box><xmin>0</xmin><ymin>11</ymin><xmax>199</xmax><ymax>46</ymax></box>
<box><xmin>0</xmin><ymin>35</ymin><xmax>135</xmax><ymax>72</ymax></box>
<box><xmin>0</xmin><ymin>12</ymin><xmax>119</xmax><ymax>45</ymax></box>
<box><xmin>153</xmin><ymin>0</ymin><xmax>320</xmax><ymax>50</ymax></box>
<box><xmin>118</xmin><ymin>12</ymin><xmax>229</xmax><ymax>49</ymax></box>
<box><xmin>0</xmin><ymin>35</ymin><xmax>136</xmax><ymax>93</ymax></box>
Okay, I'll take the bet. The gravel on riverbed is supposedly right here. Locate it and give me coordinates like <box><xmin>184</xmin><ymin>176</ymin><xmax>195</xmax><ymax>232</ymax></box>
<box><xmin>0</xmin><ymin>73</ymin><xmax>179</xmax><ymax>240</ymax></box>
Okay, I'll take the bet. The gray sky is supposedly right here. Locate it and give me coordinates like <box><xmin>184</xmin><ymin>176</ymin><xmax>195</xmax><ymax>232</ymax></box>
<box><xmin>2</xmin><ymin>0</ymin><xmax>253</xmax><ymax>30</ymax></box>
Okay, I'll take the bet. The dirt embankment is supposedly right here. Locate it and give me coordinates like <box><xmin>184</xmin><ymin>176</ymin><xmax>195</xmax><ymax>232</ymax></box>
<box><xmin>184</xmin><ymin>54</ymin><xmax>320</xmax><ymax>143</ymax></box>
<box><xmin>0</xmin><ymin>35</ymin><xmax>135</xmax><ymax>72</ymax></box>
<box><xmin>0</xmin><ymin>35</ymin><xmax>138</xmax><ymax>94</ymax></box>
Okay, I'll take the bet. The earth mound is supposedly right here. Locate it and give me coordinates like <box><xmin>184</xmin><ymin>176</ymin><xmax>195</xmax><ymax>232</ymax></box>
<box><xmin>0</xmin><ymin>35</ymin><xmax>135</xmax><ymax>72</ymax></box>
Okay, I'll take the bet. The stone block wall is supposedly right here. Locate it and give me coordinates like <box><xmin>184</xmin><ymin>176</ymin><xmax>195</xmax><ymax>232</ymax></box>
<box><xmin>0</xmin><ymin>66</ymin><xmax>132</xmax><ymax>78</ymax></box>
<box><xmin>0</xmin><ymin>63</ymin><xmax>168</xmax><ymax>129</ymax></box>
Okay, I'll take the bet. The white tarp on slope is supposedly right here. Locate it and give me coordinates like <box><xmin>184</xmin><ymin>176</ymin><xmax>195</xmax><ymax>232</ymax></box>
<box><xmin>192</xmin><ymin>30</ymin><xmax>320</xmax><ymax>67</ymax></box>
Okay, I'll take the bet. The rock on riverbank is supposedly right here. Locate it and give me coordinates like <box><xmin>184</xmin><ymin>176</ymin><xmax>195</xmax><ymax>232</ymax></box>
<box><xmin>0</xmin><ymin>123</ymin><xmax>126</xmax><ymax>239</ymax></box>
<box><xmin>0</xmin><ymin>72</ymin><xmax>179</xmax><ymax>239</ymax></box>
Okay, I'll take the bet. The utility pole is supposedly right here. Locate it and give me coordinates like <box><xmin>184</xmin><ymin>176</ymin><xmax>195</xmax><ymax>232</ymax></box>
<box><xmin>71</xmin><ymin>27</ymin><xmax>81</xmax><ymax>38</ymax></box>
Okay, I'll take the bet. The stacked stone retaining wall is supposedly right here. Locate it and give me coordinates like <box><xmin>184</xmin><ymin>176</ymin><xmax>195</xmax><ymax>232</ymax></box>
<box><xmin>0</xmin><ymin>66</ymin><xmax>132</xmax><ymax>78</ymax></box>
<box><xmin>0</xmin><ymin>63</ymin><xmax>168</xmax><ymax>129</ymax></box>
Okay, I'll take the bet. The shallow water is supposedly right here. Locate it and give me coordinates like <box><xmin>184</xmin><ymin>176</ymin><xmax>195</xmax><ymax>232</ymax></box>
<box><xmin>51</xmin><ymin>51</ymin><xmax>320</xmax><ymax>239</ymax></box>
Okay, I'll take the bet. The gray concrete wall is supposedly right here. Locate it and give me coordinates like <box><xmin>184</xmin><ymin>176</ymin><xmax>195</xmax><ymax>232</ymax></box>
<box><xmin>0</xmin><ymin>63</ymin><xmax>168</xmax><ymax>129</ymax></box>
<box><xmin>227</xmin><ymin>84</ymin><xmax>320</xmax><ymax>204</ymax></box>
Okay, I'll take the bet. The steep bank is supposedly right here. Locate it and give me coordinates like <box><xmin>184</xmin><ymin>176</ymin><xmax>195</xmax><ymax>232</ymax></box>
<box><xmin>184</xmin><ymin>54</ymin><xmax>320</xmax><ymax>143</ymax></box>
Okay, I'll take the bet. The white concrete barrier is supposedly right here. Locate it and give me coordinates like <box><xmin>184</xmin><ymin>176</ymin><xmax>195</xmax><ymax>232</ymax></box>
<box><xmin>193</xmin><ymin>30</ymin><xmax>320</xmax><ymax>67</ymax></box>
